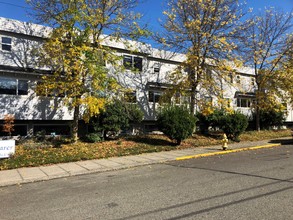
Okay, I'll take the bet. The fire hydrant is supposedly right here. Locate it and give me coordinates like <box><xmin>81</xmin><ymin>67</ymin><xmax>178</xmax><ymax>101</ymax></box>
<box><xmin>222</xmin><ymin>133</ymin><xmax>228</xmax><ymax>150</ymax></box>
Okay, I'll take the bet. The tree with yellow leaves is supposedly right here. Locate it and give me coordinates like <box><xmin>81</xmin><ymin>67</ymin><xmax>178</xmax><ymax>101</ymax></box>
<box><xmin>157</xmin><ymin>0</ymin><xmax>246</xmax><ymax>114</ymax></box>
<box><xmin>27</xmin><ymin>0</ymin><xmax>148</xmax><ymax>141</ymax></box>
<box><xmin>239</xmin><ymin>9</ymin><xmax>293</xmax><ymax>131</ymax></box>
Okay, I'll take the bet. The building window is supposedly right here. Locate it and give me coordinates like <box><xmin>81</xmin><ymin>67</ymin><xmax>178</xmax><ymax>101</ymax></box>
<box><xmin>18</xmin><ymin>80</ymin><xmax>29</xmax><ymax>95</ymax></box>
<box><xmin>123</xmin><ymin>55</ymin><xmax>132</xmax><ymax>69</ymax></box>
<box><xmin>1</xmin><ymin>37</ymin><xmax>12</xmax><ymax>51</ymax></box>
<box><xmin>148</xmin><ymin>91</ymin><xmax>161</xmax><ymax>103</ymax></box>
<box><xmin>124</xmin><ymin>91</ymin><xmax>137</xmax><ymax>103</ymax></box>
<box><xmin>123</xmin><ymin>55</ymin><xmax>143</xmax><ymax>71</ymax></box>
<box><xmin>0</xmin><ymin>77</ymin><xmax>28</xmax><ymax>95</ymax></box>
<box><xmin>175</xmin><ymin>92</ymin><xmax>190</xmax><ymax>105</ymax></box>
<box><xmin>154</xmin><ymin>63</ymin><xmax>160</xmax><ymax>73</ymax></box>
<box><xmin>237</xmin><ymin>98</ymin><xmax>251</xmax><ymax>108</ymax></box>
<box><xmin>33</xmin><ymin>125</ymin><xmax>70</xmax><ymax>135</ymax></box>
<box><xmin>134</xmin><ymin>57</ymin><xmax>142</xmax><ymax>71</ymax></box>
<box><xmin>149</xmin><ymin>90</ymin><xmax>171</xmax><ymax>104</ymax></box>
<box><xmin>0</xmin><ymin>125</ymin><xmax>28</xmax><ymax>136</ymax></box>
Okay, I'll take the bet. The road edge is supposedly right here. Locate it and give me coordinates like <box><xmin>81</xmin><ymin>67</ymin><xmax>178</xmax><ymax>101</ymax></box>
<box><xmin>176</xmin><ymin>143</ymin><xmax>282</xmax><ymax>161</ymax></box>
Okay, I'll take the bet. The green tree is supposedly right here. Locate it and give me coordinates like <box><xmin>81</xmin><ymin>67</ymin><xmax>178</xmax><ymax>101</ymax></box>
<box><xmin>239</xmin><ymin>9</ymin><xmax>293</xmax><ymax>131</ymax></box>
<box><xmin>158</xmin><ymin>0</ymin><xmax>245</xmax><ymax>114</ymax></box>
<box><xmin>27</xmin><ymin>0</ymin><xmax>147</xmax><ymax>141</ymax></box>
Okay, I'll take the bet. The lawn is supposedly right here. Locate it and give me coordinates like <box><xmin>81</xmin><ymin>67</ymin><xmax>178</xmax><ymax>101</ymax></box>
<box><xmin>0</xmin><ymin>129</ymin><xmax>291</xmax><ymax>170</ymax></box>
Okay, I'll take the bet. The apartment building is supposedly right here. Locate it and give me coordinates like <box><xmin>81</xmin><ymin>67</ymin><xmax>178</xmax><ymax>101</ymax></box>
<box><xmin>0</xmin><ymin>17</ymin><xmax>292</xmax><ymax>136</ymax></box>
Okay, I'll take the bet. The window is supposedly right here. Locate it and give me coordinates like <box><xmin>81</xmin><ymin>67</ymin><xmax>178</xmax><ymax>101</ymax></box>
<box><xmin>123</xmin><ymin>55</ymin><xmax>132</xmax><ymax>69</ymax></box>
<box><xmin>237</xmin><ymin>98</ymin><xmax>251</xmax><ymax>108</ymax></box>
<box><xmin>34</xmin><ymin>125</ymin><xmax>70</xmax><ymax>135</ymax></box>
<box><xmin>1</xmin><ymin>37</ymin><xmax>12</xmax><ymax>51</ymax></box>
<box><xmin>0</xmin><ymin>77</ymin><xmax>28</xmax><ymax>95</ymax></box>
<box><xmin>0</xmin><ymin>125</ymin><xmax>27</xmax><ymax>136</ymax></box>
<box><xmin>18</xmin><ymin>80</ymin><xmax>29</xmax><ymax>95</ymax></box>
<box><xmin>154</xmin><ymin>63</ymin><xmax>160</xmax><ymax>73</ymax></box>
<box><xmin>124</xmin><ymin>91</ymin><xmax>137</xmax><ymax>103</ymax></box>
<box><xmin>0</xmin><ymin>78</ymin><xmax>16</xmax><ymax>95</ymax></box>
<box><xmin>149</xmin><ymin>90</ymin><xmax>171</xmax><ymax>104</ymax></box>
<box><xmin>149</xmin><ymin>91</ymin><xmax>161</xmax><ymax>103</ymax></box>
<box><xmin>123</xmin><ymin>55</ymin><xmax>143</xmax><ymax>71</ymax></box>
<box><xmin>134</xmin><ymin>57</ymin><xmax>142</xmax><ymax>71</ymax></box>
<box><xmin>175</xmin><ymin>92</ymin><xmax>190</xmax><ymax>105</ymax></box>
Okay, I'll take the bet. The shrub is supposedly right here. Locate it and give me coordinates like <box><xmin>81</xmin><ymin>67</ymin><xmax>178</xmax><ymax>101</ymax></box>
<box><xmin>85</xmin><ymin>133</ymin><xmax>102</xmax><ymax>143</ymax></box>
<box><xmin>90</xmin><ymin>100</ymin><xmax>144</xmax><ymax>139</ymax></box>
<box><xmin>258</xmin><ymin>108</ymin><xmax>286</xmax><ymax>130</ymax></box>
<box><xmin>35</xmin><ymin>130</ymin><xmax>46</xmax><ymax>142</ymax></box>
<box><xmin>219</xmin><ymin>111</ymin><xmax>249</xmax><ymax>141</ymax></box>
<box><xmin>196</xmin><ymin>109</ymin><xmax>225</xmax><ymax>134</ymax></box>
<box><xmin>157</xmin><ymin>105</ymin><xmax>197</xmax><ymax>145</ymax></box>
<box><xmin>126</xmin><ymin>104</ymin><xmax>144</xmax><ymax>124</ymax></box>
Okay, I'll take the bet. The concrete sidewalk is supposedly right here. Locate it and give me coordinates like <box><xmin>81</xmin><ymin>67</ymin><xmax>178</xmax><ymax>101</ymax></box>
<box><xmin>0</xmin><ymin>138</ymin><xmax>289</xmax><ymax>187</ymax></box>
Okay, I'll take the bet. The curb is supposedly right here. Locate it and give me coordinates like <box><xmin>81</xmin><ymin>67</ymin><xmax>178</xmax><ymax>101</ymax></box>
<box><xmin>176</xmin><ymin>143</ymin><xmax>282</xmax><ymax>161</ymax></box>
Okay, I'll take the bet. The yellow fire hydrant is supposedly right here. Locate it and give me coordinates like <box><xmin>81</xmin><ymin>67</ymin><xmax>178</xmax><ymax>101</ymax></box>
<box><xmin>222</xmin><ymin>133</ymin><xmax>228</xmax><ymax>150</ymax></box>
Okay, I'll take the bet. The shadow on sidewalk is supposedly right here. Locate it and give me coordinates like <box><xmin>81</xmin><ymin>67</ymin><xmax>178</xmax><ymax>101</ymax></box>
<box><xmin>269</xmin><ymin>138</ymin><xmax>293</xmax><ymax>145</ymax></box>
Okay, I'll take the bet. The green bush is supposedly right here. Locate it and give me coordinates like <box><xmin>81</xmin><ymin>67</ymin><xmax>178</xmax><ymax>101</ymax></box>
<box><xmin>219</xmin><ymin>111</ymin><xmax>249</xmax><ymax>141</ymax></box>
<box><xmin>126</xmin><ymin>104</ymin><xmax>144</xmax><ymax>124</ymax></box>
<box><xmin>90</xmin><ymin>100</ymin><xmax>144</xmax><ymax>139</ymax></box>
<box><xmin>85</xmin><ymin>133</ymin><xmax>102</xmax><ymax>143</ymax></box>
<box><xmin>157</xmin><ymin>105</ymin><xmax>197</xmax><ymax>145</ymax></box>
<box><xmin>258</xmin><ymin>109</ymin><xmax>286</xmax><ymax>130</ymax></box>
<box><xmin>34</xmin><ymin>130</ymin><xmax>46</xmax><ymax>142</ymax></box>
<box><xmin>196</xmin><ymin>109</ymin><xmax>225</xmax><ymax>134</ymax></box>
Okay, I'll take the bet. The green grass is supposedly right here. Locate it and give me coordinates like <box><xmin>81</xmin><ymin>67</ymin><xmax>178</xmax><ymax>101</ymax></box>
<box><xmin>0</xmin><ymin>129</ymin><xmax>291</xmax><ymax>170</ymax></box>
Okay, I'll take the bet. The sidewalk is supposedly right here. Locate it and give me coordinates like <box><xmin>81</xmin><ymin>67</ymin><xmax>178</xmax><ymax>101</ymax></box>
<box><xmin>0</xmin><ymin>138</ymin><xmax>289</xmax><ymax>187</ymax></box>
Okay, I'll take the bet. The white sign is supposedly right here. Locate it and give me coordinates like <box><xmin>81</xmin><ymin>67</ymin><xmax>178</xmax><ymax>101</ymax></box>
<box><xmin>0</xmin><ymin>140</ymin><xmax>15</xmax><ymax>158</ymax></box>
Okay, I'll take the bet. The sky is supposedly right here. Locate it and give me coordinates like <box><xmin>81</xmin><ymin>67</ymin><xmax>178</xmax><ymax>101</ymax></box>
<box><xmin>0</xmin><ymin>0</ymin><xmax>292</xmax><ymax>46</ymax></box>
<box><xmin>0</xmin><ymin>0</ymin><xmax>292</xmax><ymax>24</ymax></box>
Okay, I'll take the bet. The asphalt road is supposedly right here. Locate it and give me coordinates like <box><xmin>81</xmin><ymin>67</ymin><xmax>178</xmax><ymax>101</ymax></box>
<box><xmin>1</xmin><ymin>144</ymin><xmax>292</xmax><ymax>220</ymax></box>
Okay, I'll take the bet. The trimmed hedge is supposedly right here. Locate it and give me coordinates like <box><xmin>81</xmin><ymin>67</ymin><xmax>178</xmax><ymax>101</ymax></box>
<box><xmin>157</xmin><ymin>105</ymin><xmax>197</xmax><ymax>145</ymax></box>
<box><xmin>219</xmin><ymin>111</ymin><xmax>249</xmax><ymax>141</ymax></box>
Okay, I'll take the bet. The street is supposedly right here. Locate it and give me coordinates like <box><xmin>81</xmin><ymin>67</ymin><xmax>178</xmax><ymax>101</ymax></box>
<box><xmin>0</xmin><ymin>144</ymin><xmax>292</xmax><ymax>220</ymax></box>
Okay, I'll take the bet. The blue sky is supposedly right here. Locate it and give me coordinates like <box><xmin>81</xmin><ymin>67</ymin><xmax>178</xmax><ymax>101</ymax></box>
<box><xmin>0</xmin><ymin>0</ymin><xmax>292</xmax><ymax>46</ymax></box>
<box><xmin>0</xmin><ymin>0</ymin><xmax>292</xmax><ymax>24</ymax></box>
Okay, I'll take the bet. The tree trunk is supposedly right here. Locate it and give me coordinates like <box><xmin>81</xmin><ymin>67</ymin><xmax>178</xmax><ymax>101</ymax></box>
<box><xmin>190</xmin><ymin>86</ymin><xmax>196</xmax><ymax>115</ymax></box>
<box><xmin>71</xmin><ymin>105</ymin><xmax>80</xmax><ymax>142</ymax></box>
<box><xmin>255</xmin><ymin>105</ymin><xmax>261</xmax><ymax>131</ymax></box>
<box><xmin>189</xmin><ymin>68</ymin><xmax>197</xmax><ymax>115</ymax></box>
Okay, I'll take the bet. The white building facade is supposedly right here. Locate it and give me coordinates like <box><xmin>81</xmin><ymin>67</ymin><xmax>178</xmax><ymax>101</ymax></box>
<box><xmin>0</xmin><ymin>17</ymin><xmax>292</xmax><ymax>136</ymax></box>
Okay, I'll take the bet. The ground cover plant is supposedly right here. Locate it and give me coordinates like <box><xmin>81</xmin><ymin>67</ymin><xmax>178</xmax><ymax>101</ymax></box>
<box><xmin>0</xmin><ymin>129</ymin><xmax>291</xmax><ymax>170</ymax></box>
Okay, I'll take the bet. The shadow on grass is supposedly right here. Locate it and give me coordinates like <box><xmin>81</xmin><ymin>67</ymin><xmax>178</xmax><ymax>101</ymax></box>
<box><xmin>269</xmin><ymin>138</ymin><xmax>293</xmax><ymax>145</ymax></box>
<box><xmin>125</xmin><ymin>135</ymin><xmax>175</xmax><ymax>147</ymax></box>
